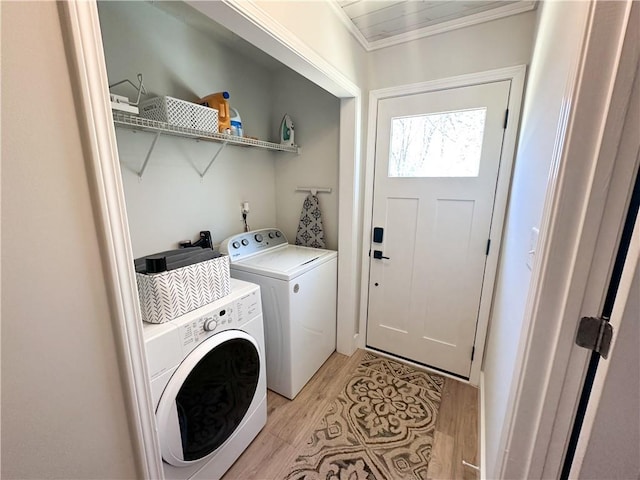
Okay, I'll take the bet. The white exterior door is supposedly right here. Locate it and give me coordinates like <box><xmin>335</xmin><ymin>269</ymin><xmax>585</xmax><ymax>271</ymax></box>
<box><xmin>366</xmin><ymin>80</ymin><xmax>511</xmax><ymax>378</ymax></box>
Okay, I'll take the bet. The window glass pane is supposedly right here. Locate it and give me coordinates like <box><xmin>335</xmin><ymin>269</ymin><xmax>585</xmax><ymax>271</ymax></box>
<box><xmin>388</xmin><ymin>108</ymin><xmax>487</xmax><ymax>177</ymax></box>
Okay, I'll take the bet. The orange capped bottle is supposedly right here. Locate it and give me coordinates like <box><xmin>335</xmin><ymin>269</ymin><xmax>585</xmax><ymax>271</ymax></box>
<box><xmin>199</xmin><ymin>91</ymin><xmax>231</xmax><ymax>134</ymax></box>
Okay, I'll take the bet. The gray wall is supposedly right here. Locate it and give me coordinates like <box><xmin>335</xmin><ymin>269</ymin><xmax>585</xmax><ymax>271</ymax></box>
<box><xmin>98</xmin><ymin>1</ymin><xmax>340</xmax><ymax>256</ymax></box>
<box><xmin>273</xmin><ymin>69</ymin><xmax>340</xmax><ymax>250</ymax></box>
<box><xmin>99</xmin><ymin>1</ymin><xmax>277</xmax><ymax>256</ymax></box>
<box><xmin>1</xmin><ymin>2</ymin><xmax>137</xmax><ymax>478</ymax></box>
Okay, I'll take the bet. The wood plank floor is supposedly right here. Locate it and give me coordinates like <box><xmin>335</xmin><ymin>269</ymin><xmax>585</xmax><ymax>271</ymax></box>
<box><xmin>222</xmin><ymin>350</ymin><xmax>479</xmax><ymax>480</ymax></box>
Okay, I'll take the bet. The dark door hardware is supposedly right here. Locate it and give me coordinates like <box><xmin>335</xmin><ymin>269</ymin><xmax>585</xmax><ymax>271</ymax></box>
<box><xmin>373</xmin><ymin>227</ymin><xmax>384</xmax><ymax>243</ymax></box>
<box><xmin>373</xmin><ymin>250</ymin><xmax>390</xmax><ymax>260</ymax></box>
<box><xmin>576</xmin><ymin>316</ymin><xmax>613</xmax><ymax>359</ymax></box>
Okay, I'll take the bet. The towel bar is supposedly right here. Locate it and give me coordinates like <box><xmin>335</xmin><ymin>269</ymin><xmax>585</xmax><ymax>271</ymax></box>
<box><xmin>295</xmin><ymin>186</ymin><xmax>332</xmax><ymax>196</ymax></box>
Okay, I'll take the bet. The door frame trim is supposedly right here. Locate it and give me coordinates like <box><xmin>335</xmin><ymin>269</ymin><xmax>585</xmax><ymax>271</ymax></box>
<box><xmin>57</xmin><ymin>2</ymin><xmax>164</xmax><ymax>477</ymax></box>
<box><xmin>359</xmin><ymin>65</ymin><xmax>527</xmax><ymax>385</ymax></box>
<box><xmin>568</xmin><ymin>23</ymin><xmax>639</xmax><ymax>475</ymax></box>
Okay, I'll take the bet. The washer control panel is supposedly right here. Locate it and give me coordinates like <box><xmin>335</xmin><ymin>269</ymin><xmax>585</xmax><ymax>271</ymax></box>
<box><xmin>180</xmin><ymin>306</ymin><xmax>238</xmax><ymax>349</ymax></box>
<box><xmin>177</xmin><ymin>286</ymin><xmax>262</xmax><ymax>353</ymax></box>
<box><xmin>220</xmin><ymin>228</ymin><xmax>288</xmax><ymax>261</ymax></box>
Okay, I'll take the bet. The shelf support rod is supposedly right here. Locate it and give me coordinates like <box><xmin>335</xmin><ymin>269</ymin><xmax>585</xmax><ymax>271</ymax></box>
<box><xmin>138</xmin><ymin>131</ymin><xmax>161</xmax><ymax>178</ymax></box>
<box><xmin>201</xmin><ymin>141</ymin><xmax>228</xmax><ymax>178</ymax></box>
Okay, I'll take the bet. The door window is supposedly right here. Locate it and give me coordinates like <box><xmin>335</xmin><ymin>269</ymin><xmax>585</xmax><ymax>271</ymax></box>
<box><xmin>175</xmin><ymin>338</ymin><xmax>259</xmax><ymax>461</ymax></box>
<box><xmin>388</xmin><ymin>108</ymin><xmax>487</xmax><ymax>178</ymax></box>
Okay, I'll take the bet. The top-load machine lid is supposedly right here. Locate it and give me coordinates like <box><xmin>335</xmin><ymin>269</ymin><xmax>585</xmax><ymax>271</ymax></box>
<box><xmin>219</xmin><ymin>228</ymin><xmax>337</xmax><ymax>281</ymax></box>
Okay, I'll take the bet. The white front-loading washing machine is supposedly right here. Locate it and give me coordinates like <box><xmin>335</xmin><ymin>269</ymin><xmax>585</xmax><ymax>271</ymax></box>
<box><xmin>220</xmin><ymin>228</ymin><xmax>337</xmax><ymax>400</ymax></box>
<box><xmin>143</xmin><ymin>279</ymin><xmax>266</xmax><ymax>480</ymax></box>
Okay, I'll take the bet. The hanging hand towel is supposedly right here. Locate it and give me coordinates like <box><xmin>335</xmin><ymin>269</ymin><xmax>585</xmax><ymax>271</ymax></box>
<box><xmin>295</xmin><ymin>194</ymin><xmax>326</xmax><ymax>248</ymax></box>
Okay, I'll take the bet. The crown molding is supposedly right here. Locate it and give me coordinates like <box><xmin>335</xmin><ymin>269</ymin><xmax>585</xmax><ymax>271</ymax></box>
<box><xmin>331</xmin><ymin>0</ymin><xmax>537</xmax><ymax>52</ymax></box>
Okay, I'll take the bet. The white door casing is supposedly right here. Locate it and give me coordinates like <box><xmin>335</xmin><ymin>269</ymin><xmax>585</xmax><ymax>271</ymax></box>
<box><xmin>360</xmin><ymin>66</ymin><xmax>527</xmax><ymax>385</ymax></box>
<box><xmin>57</xmin><ymin>2</ymin><xmax>164</xmax><ymax>478</ymax></box>
<box><xmin>367</xmin><ymin>81</ymin><xmax>511</xmax><ymax>378</ymax></box>
<box><xmin>570</xmin><ymin>21</ymin><xmax>640</xmax><ymax>475</ymax></box>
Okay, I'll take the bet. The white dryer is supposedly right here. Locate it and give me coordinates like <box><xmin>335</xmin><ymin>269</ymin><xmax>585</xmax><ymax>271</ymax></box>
<box><xmin>220</xmin><ymin>228</ymin><xmax>337</xmax><ymax>400</ymax></box>
<box><xmin>143</xmin><ymin>279</ymin><xmax>266</xmax><ymax>480</ymax></box>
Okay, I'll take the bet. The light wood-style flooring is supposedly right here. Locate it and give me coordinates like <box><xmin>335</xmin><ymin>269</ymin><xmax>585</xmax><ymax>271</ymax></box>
<box><xmin>222</xmin><ymin>349</ymin><xmax>479</xmax><ymax>480</ymax></box>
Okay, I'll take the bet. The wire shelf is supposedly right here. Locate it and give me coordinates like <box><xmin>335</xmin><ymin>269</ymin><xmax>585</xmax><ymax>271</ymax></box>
<box><xmin>112</xmin><ymin>111</ymin><xmax>300</xmax><ymax>154</ymax></box>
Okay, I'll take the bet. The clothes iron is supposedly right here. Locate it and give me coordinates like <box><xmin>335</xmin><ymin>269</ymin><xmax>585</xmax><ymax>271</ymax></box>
<box><xmin>280</xmin><ymin>114</ymin><xmax>295</xmax><ymax>146</ymax></box>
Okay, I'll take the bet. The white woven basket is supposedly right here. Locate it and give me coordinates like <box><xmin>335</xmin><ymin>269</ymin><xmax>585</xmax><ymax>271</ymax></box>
<box><xmin>139</xmin><ymin>96</ymin><xmax>219</xmax><ymax>133</ymax></box>
<box><xmin>136</xmin><ymin>255</ymin><xmax>231</xmax><ymax>324</ymax></box>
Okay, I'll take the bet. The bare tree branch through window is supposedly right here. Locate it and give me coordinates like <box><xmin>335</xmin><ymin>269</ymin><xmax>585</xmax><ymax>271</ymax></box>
<box><xmin>389</xmin><ymin>108</ymin><xmax>486</xmax><ymax>177</ymax></box>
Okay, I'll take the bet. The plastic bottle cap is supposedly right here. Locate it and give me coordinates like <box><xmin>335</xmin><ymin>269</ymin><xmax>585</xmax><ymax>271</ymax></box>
<box><xmin>145</xmin><ymin>256</ymin><xmax>168</xmax><ymax>274</ymax></box>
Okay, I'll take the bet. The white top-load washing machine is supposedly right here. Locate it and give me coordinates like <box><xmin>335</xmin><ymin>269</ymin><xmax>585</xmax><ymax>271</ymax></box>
<box><xmin>143</xmin><ymin>279</ymin><xmax>266</xmax><ymax>480</ymax></box>
<box><xmin>220</xmin><ymin>228</ymin><xmax>337</xmax><ymax>400</ymax></box>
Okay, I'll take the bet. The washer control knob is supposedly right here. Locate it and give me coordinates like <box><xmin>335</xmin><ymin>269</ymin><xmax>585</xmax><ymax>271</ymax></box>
<box><xmin>268</xmin><ymin>232</ymin><xmax>275</xmax><ymax>239</ymax></box>
<box><xmin>203</xmin><ymin>319</ymin><xmax>217</xmax><ymax>332</ymax></box>
<box><xmin>255</xmin><ymin>234</ymin><xmax>263</xmax><ymax>242</ymax></box>
<box><xmin>241</xmin><ymin>239</ymin><xmax>249</xmax><ymax>246</ymax></box>
<box><xmin>232</xmin><ymin>241</ymin><xmax>240</xmax><ymax>249</ymax></box>
<box><xmin>275</xmin><ymin>231</ymin><xmax>282</xmax><ymax>238</ymax></box>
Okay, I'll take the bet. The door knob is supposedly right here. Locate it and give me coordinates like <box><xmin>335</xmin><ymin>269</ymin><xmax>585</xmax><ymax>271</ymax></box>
<box><xmin>373</xmin><ymin>250</ymin><xmax>390</xmax><ymax>260</ymax></box>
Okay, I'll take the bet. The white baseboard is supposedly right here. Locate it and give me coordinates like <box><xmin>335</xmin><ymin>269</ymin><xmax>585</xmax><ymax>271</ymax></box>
<box><xmin>480</xmin><ymin>371</ymin><xmax>487</xmax><ymax>479</ymax></box>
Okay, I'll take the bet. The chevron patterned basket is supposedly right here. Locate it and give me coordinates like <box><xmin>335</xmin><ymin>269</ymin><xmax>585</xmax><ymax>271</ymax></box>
<box><xmin>136</xmin><ymin>255</ymin><xmax>231</xmax><ymax>324</ymax></box>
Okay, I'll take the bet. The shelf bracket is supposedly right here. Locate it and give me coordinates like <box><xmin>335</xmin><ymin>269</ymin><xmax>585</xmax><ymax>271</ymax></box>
<box><xmin>138</xmin><ymin>131</ymin><xmax>162</xmax><ymax>178</ymax></box>
<box><xmin>200</xmin><ymin>141</ymin><xmax>228</xmax><ymax>178</ymax></box>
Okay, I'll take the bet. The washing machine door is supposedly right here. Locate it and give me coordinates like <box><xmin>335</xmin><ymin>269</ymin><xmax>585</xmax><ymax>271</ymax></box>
<box><xmin>156</xmin><ymin>330</ymin><xmax>261</xmax><ymax>467</ymax></box>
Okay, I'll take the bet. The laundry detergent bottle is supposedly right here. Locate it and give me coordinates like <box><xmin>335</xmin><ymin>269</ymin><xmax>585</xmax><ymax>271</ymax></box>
<box><xmin>199</xmin><ymin>91</ymin><xmax>231</xmax><ymax>134</ymax></box>
<box><xmin>230</xmin><ymin>107</ymin><xmax>243</xmax><ymax>137</ymax></box>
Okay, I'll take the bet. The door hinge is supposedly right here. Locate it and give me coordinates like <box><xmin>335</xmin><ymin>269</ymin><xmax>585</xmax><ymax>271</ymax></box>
<box><xmin>504</xmin><ymin>109</ymin><xmax>509</xmax><ymax>129</ymax></box>
<box><xmin>486</xmin><ymin>239</ymin><xmax>491</xmax><ymax>255</ymax></box>
<box><xmin>471</xmin><ymin>346</ymin><xmax>475</xmax><ymax>362</ymax></box>
<box><xmin>576</xmin><ymin>316</ymin><xmax>613</xmax><ymax>359</ymax></box>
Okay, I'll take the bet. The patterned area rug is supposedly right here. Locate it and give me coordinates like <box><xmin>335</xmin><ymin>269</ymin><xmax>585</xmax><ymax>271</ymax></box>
<box><xmin>284</xmin><ymin>352</ymin><xmax>444</xmax><ymax>480</ymax></box>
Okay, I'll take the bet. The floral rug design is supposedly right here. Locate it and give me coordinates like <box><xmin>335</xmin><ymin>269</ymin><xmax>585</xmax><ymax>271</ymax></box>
<box><xmin>284</xmin><ymin>352</ymin><xmax>444</xmax><ymax>480</ymax></box>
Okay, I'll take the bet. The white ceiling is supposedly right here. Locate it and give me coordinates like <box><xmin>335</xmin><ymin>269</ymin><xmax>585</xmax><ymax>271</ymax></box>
<box><xmin>335</xmin><ymin>0</ymin><xmax>537</xmax><ymax>50</ymax></box>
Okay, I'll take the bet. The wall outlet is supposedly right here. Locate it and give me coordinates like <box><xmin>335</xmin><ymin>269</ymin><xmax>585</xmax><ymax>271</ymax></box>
<box><xmin>527</xmin><ymin>227</ymin><xmax>539</xmax><ymax>270</ymax></box>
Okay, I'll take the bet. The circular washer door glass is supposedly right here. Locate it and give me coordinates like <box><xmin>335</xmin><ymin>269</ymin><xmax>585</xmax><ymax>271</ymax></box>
<box><xmin>175</xmin><ymin>337</ymin><xmax>259</xmax><ymax>461</ymax></box>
